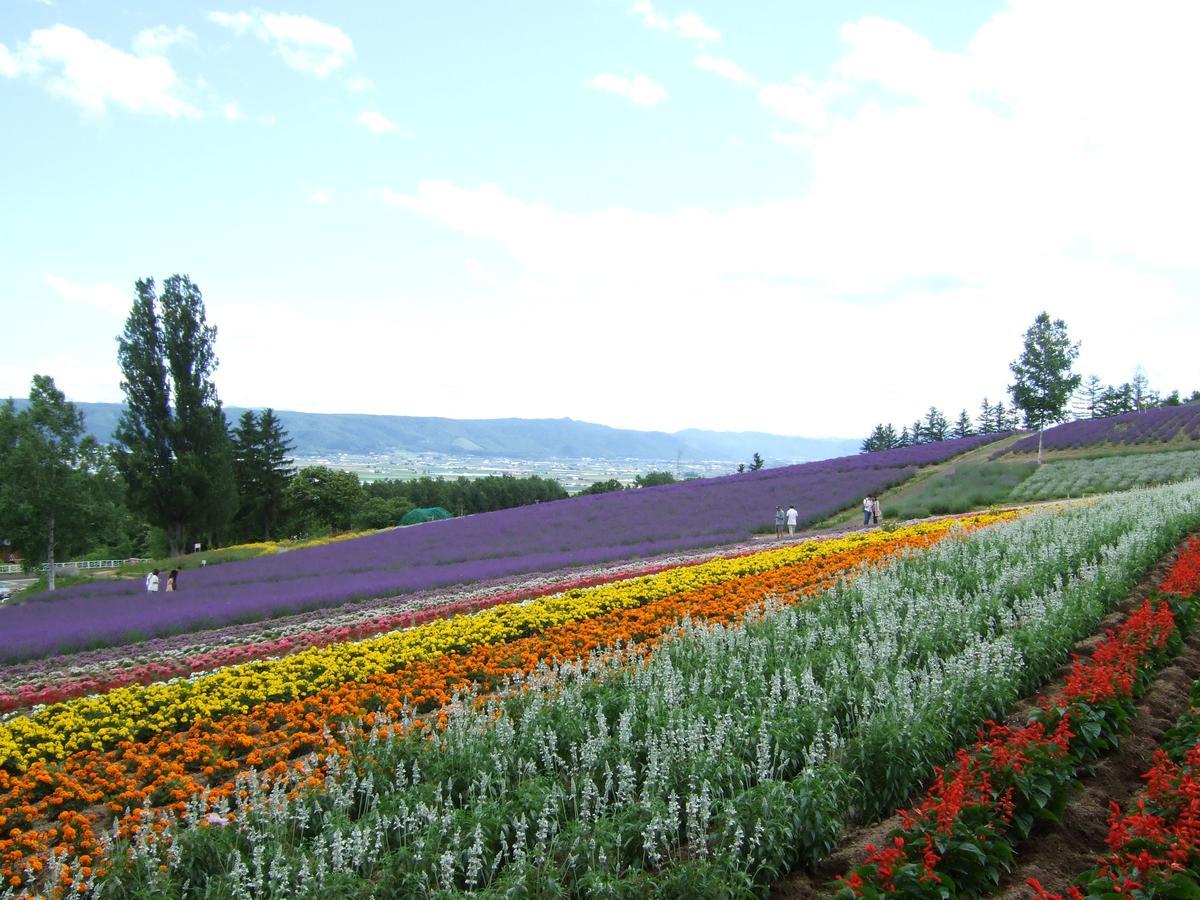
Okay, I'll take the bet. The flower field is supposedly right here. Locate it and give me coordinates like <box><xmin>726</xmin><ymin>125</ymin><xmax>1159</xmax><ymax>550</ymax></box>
<box><xmin>0</xmin><ymin>434</ymin><xmax>1003</xmax><ymax>664</ymax></box>
<box><xmin>1010</xmin><ymin>447</ymin><xmax>1200</xmax><ymax>501</ymax></box>
<box><xmin>3</xmin><ymin>477</ymin><xmax>1200</xmax><ymax>898</ymax></box>
<box><xmin>998</xmin><ymin>403</ymin><xmax>1200</xmax><ymax>456</ymax></box>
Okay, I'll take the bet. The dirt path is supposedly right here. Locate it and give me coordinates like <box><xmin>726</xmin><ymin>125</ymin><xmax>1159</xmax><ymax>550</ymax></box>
<box><xmin>770</xmin><ymin>538</ymin><xmax>1193</xmax><ymax>899</ymax></box>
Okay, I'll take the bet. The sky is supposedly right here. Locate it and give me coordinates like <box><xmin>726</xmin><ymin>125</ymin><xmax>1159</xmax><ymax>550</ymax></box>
<box><xmin>1</xmin><ymin>0</ymin><xmax>1198</xmax><ymax>439</ymax></box>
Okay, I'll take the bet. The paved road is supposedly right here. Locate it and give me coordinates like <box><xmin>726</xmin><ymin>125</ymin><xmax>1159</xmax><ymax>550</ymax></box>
<box><xmin>0</xmin><ymin>578</ymin><xmax>35</xmax><ymax>603</ymax></box>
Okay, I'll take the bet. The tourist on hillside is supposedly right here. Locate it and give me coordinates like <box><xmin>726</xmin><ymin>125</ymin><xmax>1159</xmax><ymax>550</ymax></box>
<box><xmin>775</xmin><ymin>506</ymin><xmax>785</xmax><ymax>537</ymax></box>
<box><xmin>166</xmin><ymin>568</ymin><xmax>179</xmax><ymax>592</ymax></box>
<box><xmin>872</xmin><ymin>496</ymin><xmax>882</xmax><ymax>526</ymax></box>
<box><xmin>786</xmin><ymin>505</ymin><xmax>798</xmax><ymax>536</ymax></box>
<box><xmin>863</xmin><ymin>495</ymin><xmax>873</xmax><ymax>527</ymax></box>
<box><xmin>146</xmin><ymin>569</ymin><xmax>160</xmax><ymax>592</ymax></box>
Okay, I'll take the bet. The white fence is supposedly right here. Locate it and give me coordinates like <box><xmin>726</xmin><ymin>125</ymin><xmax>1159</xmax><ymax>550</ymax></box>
<box><xmin>0</xmin><ymin>559</ymin><xmax>149</xmax><ymax>575</ymax></box>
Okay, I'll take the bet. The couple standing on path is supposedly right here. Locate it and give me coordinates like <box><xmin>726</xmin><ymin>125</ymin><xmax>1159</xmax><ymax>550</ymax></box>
<box><xmin>863</xmin><ymin>495</ymin><xmax>882</xmax><ymax>527</ymax></box>
<box><xmin>775</xmin><ymin>505</ymin><xmax>799</xmax><ymax>537</ymax></box>
<box><xmin>145</xmin><ymin>568</ymin><xmax>180</xmax><ymax>593</ymax></box>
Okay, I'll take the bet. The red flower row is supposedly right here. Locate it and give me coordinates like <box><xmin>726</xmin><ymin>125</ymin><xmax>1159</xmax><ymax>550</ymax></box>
<box><xmin>835</xmin><ymin>594</ymin><xmax>1182</xmax><ymax>898</ymax></box>
<box><xmin>1161</xmin><ymin>536</ymin><xmax>1200</xmax><ymax>597</ymax></box>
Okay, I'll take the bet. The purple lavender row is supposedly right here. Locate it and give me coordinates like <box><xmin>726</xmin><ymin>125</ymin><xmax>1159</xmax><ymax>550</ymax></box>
<box><xmin>0</xmin><ymin>434</ymin><xmax>1001</xmax><ymax>663</ymax></box>
<box><xmin>995</xmin><ymin>404</ymin><xmax>1200</xmax><ymax>457</ymax></box>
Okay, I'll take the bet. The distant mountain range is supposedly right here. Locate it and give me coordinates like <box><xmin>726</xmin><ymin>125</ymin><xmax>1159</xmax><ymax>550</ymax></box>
<box><xmin>14</xmin><ymin>401</ymin><xmax>860</xmax><ymax>463</ymax></box>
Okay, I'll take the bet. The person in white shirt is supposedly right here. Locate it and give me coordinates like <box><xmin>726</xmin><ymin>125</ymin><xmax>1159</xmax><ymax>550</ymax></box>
<box><xmin>863</xmin><ymin>496</ymin><xmax>873</xmax><ymax>528</ymax></box>
<box><xmin>147</xmin><ymin>569</ymin><xmax>160</xmax><ymax>592</ymax></box>
<box><xmin>786</xmin><ymin>505</ymin><xmax>798</xmax><ymax>536</ymax></box>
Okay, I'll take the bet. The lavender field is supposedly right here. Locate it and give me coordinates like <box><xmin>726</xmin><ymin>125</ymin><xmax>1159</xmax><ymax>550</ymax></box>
<box><xmin>0</xmin><ymin>435</ymin><xmax>1002</xmax><ymax>661</ymax></box>
<box><xmin>998</xmin><ymin>404</ymin><xmax>1200</xmax><ymax>456</ymax></box>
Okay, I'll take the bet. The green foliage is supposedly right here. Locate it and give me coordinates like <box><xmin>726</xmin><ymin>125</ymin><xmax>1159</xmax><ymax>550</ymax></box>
<box><xmin>114</xmin><ymin>275</ymin><xmax>238</xmax><ymax>555</ymax></box>
<box><xmin>1008</xmin><ymin>311</ymin><xmax>1081</xmax><ymax>433</ymax></box>
<box><xmin>922</xmin><ymin>406</ymin><xmax>949</xmax><ymax>442</ymax></box>
<box><xmin>749</xmin><ymin>452</ymin><xmax>765</xmax><ymax>471</ymax></box>
<box><xmin>283</xmin><ymin>466</ymin><xmax>364</xmax><ymax>536</ymax></box>
<box><xmin>577</xmin><ymin>478</ymin><xmax>626</xmax><ymax>496</ymax></box>
<box><xmin>952</xmin><ymin>409</ymin><xmax>973</xmax><ymax>439</ymax></box>
<box><xmin>231</xmin><ymin>408</ymin><xmax>295</xmax><ymax>540</ymax></box>
<box><xmin>382</xmin><ymin>473</ymin><xmax>568</xmax><ymax>516</ymax></box>
<box><xmin>352</xmin><ymin>496</ymin><xmax>414</xmax><ymax>530</ymax></box>
<box><xmin>1011</xmin><ymin>448</ymin><xmax>1200</xmax><ymax>501</ymax></box>
<box><xmin>888</xmin><ymin>462</ymin><xmax>1037</xmax><ymax>519</ymax></box>
<box><xmin>862</xmin><ymin>423</ymin><xmax>901</xmax><ymax>452</ymax></box>
<box><xmin>634</xmin><ymin>471</ymin><xmax>676</xmax><ymax>488</ymax></box>
<box><xmin>0</xmin><ymin>376</ymin><xmax>126</xmax><ymax>588</ymax></box>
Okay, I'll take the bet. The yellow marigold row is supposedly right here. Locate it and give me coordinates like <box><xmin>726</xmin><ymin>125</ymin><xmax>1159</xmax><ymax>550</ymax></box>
<box><xmin>0</xmin><ymin>514</ymin><xmax>1014</xmax><ymax>770</ymax></box>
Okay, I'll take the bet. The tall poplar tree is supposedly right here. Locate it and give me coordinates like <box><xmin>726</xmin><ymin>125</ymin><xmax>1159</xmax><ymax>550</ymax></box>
<box><xmin>1008</xmin><ymin>311</ymin><xmax>1081</xmax><ymax>464</ymax></box>
<box><xmin>114</xmin><ymin>275</ymin><xmax>237</xmax><ymax>555</ymax></box>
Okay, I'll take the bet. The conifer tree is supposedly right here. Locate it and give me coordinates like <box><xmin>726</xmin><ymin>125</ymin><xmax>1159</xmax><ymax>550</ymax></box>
<box><xmin>232</xmin><ymin>409</ymin><xmax>294</xmax><ymax>540</ymax></box>
<box><xmin>952</xmin><ymin>409</ymin><xmax>973</xmax><ymax>439</ymax></box>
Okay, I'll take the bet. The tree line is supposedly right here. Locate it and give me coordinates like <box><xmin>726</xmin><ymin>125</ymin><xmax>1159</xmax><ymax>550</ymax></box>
<box><xmin>0</xmin><ymin>274</ymin><xmax>676</xmax><ymax>583</ymax></box>
<box><xmin>863</xmin><ymin>313</ymin><xmax>1198</xmax><ymax>454</ymax></box>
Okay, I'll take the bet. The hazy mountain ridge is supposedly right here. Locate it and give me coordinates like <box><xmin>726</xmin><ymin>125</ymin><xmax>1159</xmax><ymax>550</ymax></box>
<box><xmin>13</xmin><ymin>401</ymin><xmax>859</xmax><ymax>463</ymax></box>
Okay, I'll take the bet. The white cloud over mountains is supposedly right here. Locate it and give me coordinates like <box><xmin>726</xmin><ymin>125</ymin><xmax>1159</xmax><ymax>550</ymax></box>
<box><xmin>380</xmin><ymin>0</ymin><xmax>1200</xmax><ymax>431</ymax></box>
<box><xmin>208</xmin><ymin>10</ymin><xmax>354</xmax><ymax>78</ymax></box>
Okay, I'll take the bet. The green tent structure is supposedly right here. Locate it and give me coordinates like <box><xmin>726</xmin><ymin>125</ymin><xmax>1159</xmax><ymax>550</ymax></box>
<box><xmin>399</xmin><ymin>506</ymin><xmax>453</xmax><ymax>526</ymax></box>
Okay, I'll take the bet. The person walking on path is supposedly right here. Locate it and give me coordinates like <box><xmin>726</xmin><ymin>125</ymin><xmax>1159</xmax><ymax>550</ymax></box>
<box><xmin>775</xmin><ymin>506</ymin><xmax>785</xmax><ymax>538</ymax></box>
<box><xmin>872</xmin><ymin>495</ymin><xmax>882</xmax><ymax>526</ymax></box>
<box><xmin>786</xmin><ymin>505</ymin><xmax>798</xmax><ymax>536</ymax></box>
<box><xmin>166</xmin><ymin>568</ymin><xmax>178</xmax><ymax>592</ymax></box>
<box><xmin>863</xmin><ymin>496</ymin><xmax>873</xmax><ymax>528</ymax></box>
<box><xmin>147</xmin><ymin>569</ymin><xmax>160</xmax><ymax>592</ymax></box>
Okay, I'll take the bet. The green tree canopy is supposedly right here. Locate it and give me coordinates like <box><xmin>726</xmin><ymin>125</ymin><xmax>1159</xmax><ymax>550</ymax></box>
<box><xmin>231</xmin><ymin>408</ymin><xmax>294</xmax><ymax>541</ymax></box>
<box><xmin>577</xmin><ymin>478</ymin><xmax>625</xmax><ymax>496</ymax></box>
<box><xmin>1008</xmin><ymin>311</ymin><xmax>1081</xmax><ymax>463</ymax></box>
<box><xmin>284</xmin><ymin>466</ymin><xmax>363</xmax><ymax>535</ymax></box>
<box><xmin>634</xmin><ymin>471</ymin><xmax>676</xmax><ymax>488</ymax></box>
<box><xmin>114</xmin><ymin>275</ymin><xmax>238</xmax><ymax>554</ymax></box>
<box><xmin>0</xmin><ymin>377</ymin><xmax>103</xmax><ymax>588</ymax></box>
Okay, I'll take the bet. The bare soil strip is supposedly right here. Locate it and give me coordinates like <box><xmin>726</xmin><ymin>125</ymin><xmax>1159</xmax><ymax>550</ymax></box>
<box><xmin>772</xmin><ymin>538</ymin><xmax>1196</xmax><ymax>899</ymax></box>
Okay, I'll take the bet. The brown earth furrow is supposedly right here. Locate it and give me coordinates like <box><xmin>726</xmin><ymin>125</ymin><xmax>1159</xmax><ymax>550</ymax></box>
<box><xmin>771</xmin><ymin>537</ymin><xmax>1194</xmax><ymax>899</ymax></box>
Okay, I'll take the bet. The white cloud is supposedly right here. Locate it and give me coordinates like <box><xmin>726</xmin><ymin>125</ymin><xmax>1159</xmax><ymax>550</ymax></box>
<box><xmin>757</xmin><ymin>77</ymin><xmax>846</xmax><ymax>131</ymax></box>
<box><xmin>588</xmin><ymin>72</ymin><xmax>667</xmax><ymax>107</ymax></box>
<box><xmin>307</xmin><ymin>187</ymin><xmax>334</xmax><ymax>205</ymax></box>
<box><xmin>258</xmin><ymin>112</ymin><xmax>278</xmax><ymax>126</ymax></box>
<box><xmin>0</xmin><ymin>43</ymin><xmax>20</xmax><ymax>78</ymax></box>
<box><xmin>3</xmin><ymin>25</ymin><xmax>199</xmax><ymax>117</ymax></box>
<box><xmin>208</xmin><ymin>10</ymin><xmax>354</xmax><ymax>77</ymax></box>
<box><xmin>356</xmin><ymin>109</ymin><xmax>398</xmax><ymax>134</ymax></box>
<box><xmin>132</xmin><ymin>25</ymin><xmax>195</xmax><ymax>56</ymax></box>
<box><xmin>382</xmin><ymin>0</ymin><xmax>1200</xmax><ymax>435</ymax></box>
<box><xmin>45</xmin><ymin>274</ymin><xmax>128</xmax><ymax>317</ymax></box>
<box><xmin>464</xmin><ymin>258</ymin><xmax>495</xmax><ymax>285</ymax></box>
<box><xmin>344</xmin><ymin>75</ymin><xmax>372</xmax><ymax>93</ymax></box>
<box><xmin>222</xmin><ymin>101</ymin><xmax>246</xmax><ymax>120</ymax></box>
<box><xmin>631</xmin><ymin>0</ymin><xmax>719</xmax><ymax>43</ymax></box>
<box><xmin>695</xmin><ymin>54</ymin><xmax>755</xmax><ymax>85</ymax></box>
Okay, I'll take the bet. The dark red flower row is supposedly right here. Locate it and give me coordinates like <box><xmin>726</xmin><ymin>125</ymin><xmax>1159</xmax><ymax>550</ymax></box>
<box><xmin>834</xmin><ymin>593</ymin><xmax>1186</xmax><ymax>898</ymax></box>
